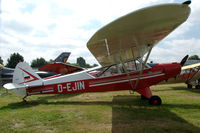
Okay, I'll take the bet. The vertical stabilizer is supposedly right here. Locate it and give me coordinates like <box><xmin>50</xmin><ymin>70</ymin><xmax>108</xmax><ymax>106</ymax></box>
<box><xmin>13</xmin><ymin>62</ymin><xmax>43</xmax><ymax>86</ymax></box>
<box><xmin>3</xmin><ymin>62</ymin><xmax>43</xmax><ymax>95</ymax></box>
<box><xmin>54</xmin><ymin>52</ymin><xmax>71</xmax><ymax>63</ymax></box>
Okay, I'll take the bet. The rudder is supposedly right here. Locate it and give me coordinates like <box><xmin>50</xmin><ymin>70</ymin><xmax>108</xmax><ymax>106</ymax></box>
<box><xmin>13</xmin><ymin>62</ymin><xmax>43</xmax><ymax>86</ymax></box>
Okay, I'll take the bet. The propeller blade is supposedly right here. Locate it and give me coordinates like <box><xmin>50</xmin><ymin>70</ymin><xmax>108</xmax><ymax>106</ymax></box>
<box><xmin>182</xmin><ymin>1</ymin><xmax>191</xmax><ymax>5</ymax></box>
<box><xmin>180</xmin><ymin>55</ymin><xmax>189</xmax><ymax>66</ymax></box>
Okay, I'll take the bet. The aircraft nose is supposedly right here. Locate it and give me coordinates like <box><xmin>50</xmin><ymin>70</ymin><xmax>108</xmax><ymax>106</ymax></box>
<box><xmin>163</xmin><ymin>63</ymin><xmax>181</xmax><ymax>79</ymax></box>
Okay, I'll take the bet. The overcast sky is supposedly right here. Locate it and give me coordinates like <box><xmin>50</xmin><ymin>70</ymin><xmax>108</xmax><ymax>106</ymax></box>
<box><xmin>0</xmin><ymin>0</ymin><xmax>200</xmax><ymax>65</ymax></box>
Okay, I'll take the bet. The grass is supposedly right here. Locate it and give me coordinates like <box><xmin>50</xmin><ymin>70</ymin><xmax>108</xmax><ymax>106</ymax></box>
<box><xmin>0</xmin><ymin>83</ymin><xmax>200</xmax><ymax>133</ymax></box>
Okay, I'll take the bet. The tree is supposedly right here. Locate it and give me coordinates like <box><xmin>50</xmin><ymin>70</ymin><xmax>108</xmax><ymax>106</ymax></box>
<box><xmin>85</xmin><ymin>64</ymin><xmax>92</xmax><ymax>68</ymax></box>
<box><xmin>6</xmin><ymin>53</ymin><xmax>24</xmax><ymax>68</ymax></box>
<box><xmin>188</xmin><ymin>55</ymin><xmax>200</xmax><ymax>60</ymax></box>
<box><xmin>48</xmin><ymin>59</ymin><xmax>54</xmax><ymax>64</ymax></box>
<box><xmin>84</xmin><ymin>63</ymin><xmax>98</xmax><ymax>68</ymax></box>
<box><xmin>70</xmin><ymin>63</ymin><xmax>80</xmax><ymax>67</ymax></box>
<box><xmin>0</xmin><ymin>57</ymin><xmax>3</xmax><ymax>65</ymax></box>
<box><xmin>31</xmin><ymin>57</ymin><xmax>48</xmax><ymax>68</ymax></box>
<box><xmin>77</xmin><ymin>57</ymin><xmax>86</xmax><ymax>67</ymax></box>
<box><xmin>93</xmin><ymin>64</ymin><xmax>98</xmax><ymax>67</ymax></box>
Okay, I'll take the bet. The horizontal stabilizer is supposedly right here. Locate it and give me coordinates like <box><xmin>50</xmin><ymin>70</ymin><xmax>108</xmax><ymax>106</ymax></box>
<box><xmin>3</xmin><ymin>83</ymin><xmax>26</xmax><ymax>90</ymax></box>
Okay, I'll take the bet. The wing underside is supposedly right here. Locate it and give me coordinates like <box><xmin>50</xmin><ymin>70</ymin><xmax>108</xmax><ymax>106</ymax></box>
<box><xmin>87</xmin><ymin>3</ymin><xmax>191</xmax><ymax>66</ymax></box>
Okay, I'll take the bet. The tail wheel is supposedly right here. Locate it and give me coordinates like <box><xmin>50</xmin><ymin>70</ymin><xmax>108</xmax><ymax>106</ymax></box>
<box><xmin>149</xmin><ymin>96</ymin><xmax>162</xmax><ymax>105</ymax></box>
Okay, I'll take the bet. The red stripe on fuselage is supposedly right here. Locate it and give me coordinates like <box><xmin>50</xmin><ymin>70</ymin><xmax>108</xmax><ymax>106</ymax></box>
<box><xmin>18</xmin><ymin>67</ymin><xmax>39</xmax><ymax>84</ymax></box>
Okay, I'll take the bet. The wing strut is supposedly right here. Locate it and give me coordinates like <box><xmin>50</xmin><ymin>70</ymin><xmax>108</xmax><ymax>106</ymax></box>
<box><xmin>120</xmin><ymin>58</ymin><xmax>135</xmax><ymax>92</ymax></box>
<box><xmin>134</xmin><ymin>44</ymin><xmax>153</xmax><ymax>90</ymax></box>
<box><xmin>117</xmin><ymin>39</ymin><xmax>135</xmax><ymax>92</ymax></box>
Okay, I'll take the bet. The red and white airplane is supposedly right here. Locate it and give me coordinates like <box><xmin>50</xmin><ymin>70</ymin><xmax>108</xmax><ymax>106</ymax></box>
<box><xmin>4</xmin><ymin>1</ymin><xmax>191</xmax><ymax>105</ymax></box>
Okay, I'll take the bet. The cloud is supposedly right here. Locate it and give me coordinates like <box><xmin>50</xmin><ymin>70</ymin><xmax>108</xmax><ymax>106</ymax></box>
<box><xmin>150</xmin><ymin>38</ymin><xmax>200</xmax><ymax>63</ymax></box>
<box><xmin>0</xmin><ymin>0</ymin><xmax>199</xmax><ymax>67</ymax></box>
<box><xmin>3</xmin><ymin>19</ymin><xmax>33</xmax><ymax>34</ymax></box>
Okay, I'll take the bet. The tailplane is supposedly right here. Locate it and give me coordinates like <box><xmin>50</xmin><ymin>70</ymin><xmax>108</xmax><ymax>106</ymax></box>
<box><xmin>3</xmin><ymin>62</ymin><xmax>43</xmax><ymax>95</ymax></box>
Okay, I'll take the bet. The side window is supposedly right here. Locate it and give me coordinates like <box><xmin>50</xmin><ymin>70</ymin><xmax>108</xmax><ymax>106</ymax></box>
<box><xmin>87</xmin><ymin>60</ymin><xmax>152</xmax><ymax>77</ymax></box>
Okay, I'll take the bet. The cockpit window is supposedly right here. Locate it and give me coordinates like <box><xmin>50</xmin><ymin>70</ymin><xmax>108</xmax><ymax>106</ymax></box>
<box><xmin>147</xmin><ymin>63</ymin><xmax>158</xmax><ymax>67</ymax></box>
<box><xmin>87</xmin><ymin>60</ymin><xmax>152</xmax><ymax>77</ymax></box>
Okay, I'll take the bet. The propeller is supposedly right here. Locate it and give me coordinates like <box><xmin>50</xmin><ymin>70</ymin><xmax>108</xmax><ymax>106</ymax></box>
<box><xmin>182</xmin><ymin>1</ymin><xmax>191</xmax><ymax>5</ymax></box>
<box><xmin>180</xmin><ymin>55</ymin><xmax>189</xmax><ymax>66</ymax></box>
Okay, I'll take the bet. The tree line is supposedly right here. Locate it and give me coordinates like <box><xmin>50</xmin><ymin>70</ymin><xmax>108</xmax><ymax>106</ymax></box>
<box><xmin>0</xmin><ymin>53</ymin><xmax>98</xmax><ymax>68</ymax></box>
<box><xmin>1</xmin><ymin>53</ymin><xmax>200</xmax><ymax>69</ymax></box>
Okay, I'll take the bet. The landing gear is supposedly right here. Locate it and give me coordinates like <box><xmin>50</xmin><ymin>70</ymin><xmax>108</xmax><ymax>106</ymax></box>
<box><xmin>22</xmin><ymin>95</ymin><xmax>28</xmax><ymax>103</ymax></box>
<box><xmin>141</xmin><ymin>95</ymin><xmax>148</xmax><ymax>100</ymax></box>
<box><xmin>149</xmin><ymin>96</ymin><xmax>162</xmax><ymax>105</ymax></box>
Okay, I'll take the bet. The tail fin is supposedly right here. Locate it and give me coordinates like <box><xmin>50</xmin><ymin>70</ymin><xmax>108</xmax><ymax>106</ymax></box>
<box><xmin>54</xmin><ymin>52</ymin><xmax>71</xmax><ymax>63</ymax></box>
<box><xmin>4</xmin><ymin>62</ymin><xmax>43</xmax><ymax>90</ymax></box>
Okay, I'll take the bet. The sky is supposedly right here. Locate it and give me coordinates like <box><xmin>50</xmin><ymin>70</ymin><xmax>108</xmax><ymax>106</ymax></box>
<box><xmin>0</xmin><ymin>0</ymin><xmax>200</xmax><ymax>65</ymax></box>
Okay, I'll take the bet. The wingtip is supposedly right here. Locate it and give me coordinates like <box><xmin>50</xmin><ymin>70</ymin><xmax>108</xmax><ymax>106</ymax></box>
<box><xmin>182</xmin><ymin>1</ymin><xmax>191</xmax><ymax>5</ymax></box>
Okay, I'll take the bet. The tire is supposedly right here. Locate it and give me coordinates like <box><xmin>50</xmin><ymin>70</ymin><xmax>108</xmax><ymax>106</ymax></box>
<box><xmin>149</xmin><ymin>96</ymin><xmax>162</xmax><ymax>105</ymax></box>
<box><xmin>187</xmin><ymin>84</ymin><xmax>192</xmax><ymax>89</ymax></box>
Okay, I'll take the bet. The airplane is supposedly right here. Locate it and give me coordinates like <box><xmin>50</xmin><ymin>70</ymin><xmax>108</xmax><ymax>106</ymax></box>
<box><xmin>3</xmin><ymin>1</ymin><xmax>191</xmax><ymax>105</ymax></box>
<box><xmin>159</xmin><ymin>61</ymin><xmax>200</xmax><ymax>89</ymax></box>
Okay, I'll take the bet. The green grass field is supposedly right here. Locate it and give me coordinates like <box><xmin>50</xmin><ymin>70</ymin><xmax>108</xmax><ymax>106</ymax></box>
<box><xmin>0</xmin><ymin>83</ymin><xmax>200</xmax><ymax>133</ymax></box>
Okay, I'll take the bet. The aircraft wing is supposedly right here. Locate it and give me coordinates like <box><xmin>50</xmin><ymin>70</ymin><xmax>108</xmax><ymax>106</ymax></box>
<box><xmin>182</xmin><ymin>63</ymin><xmax>200</xmax><ymax>70</ymax></box>
<box><xmin>38</xmin><ymin>63</ymin><xmax>84</xmax><ymax>75</ymax></box>
<box><xmin>87</xmin><ymin>2</ymin><xmax>191</xmax><ymax>66</ymax></box>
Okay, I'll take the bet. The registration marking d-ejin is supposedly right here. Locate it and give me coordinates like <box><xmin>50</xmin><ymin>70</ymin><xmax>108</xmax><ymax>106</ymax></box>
<box><xmin>57</xmin><ymin>81</ymin><xmax>85</xmax><ymax>93</ymax></box>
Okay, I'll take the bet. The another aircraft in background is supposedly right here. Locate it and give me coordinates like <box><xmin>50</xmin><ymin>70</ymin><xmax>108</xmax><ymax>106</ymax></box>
<box><xmin>0</xmin><ymin>64</ymin><xmax>14</xmax><ymax>87</ymax></box>
<box><xmin>54</xmin><ymin>52</ymin><xmax>71</xmax><ymax>63</ymax></box>
<box><xmin>3</xmin><ymin>1</ymin><xmax>191</xmax><ymax>105</ymax></box>
<box><xmin>159</xmin><ymin>62</ymin><xmax>200</xmax><ymax>89</ymax></box>
<box><xmin>38</xmin><ymin>52</ymin><xmax>83</xmax><ymax>75</ymax></box>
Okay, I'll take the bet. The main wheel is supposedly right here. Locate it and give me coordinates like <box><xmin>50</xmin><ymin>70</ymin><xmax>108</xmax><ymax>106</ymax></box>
<box><xmin>149</xmin><ymin>96</ymin><xmax>162</xmax><ymax>105</ymax></box>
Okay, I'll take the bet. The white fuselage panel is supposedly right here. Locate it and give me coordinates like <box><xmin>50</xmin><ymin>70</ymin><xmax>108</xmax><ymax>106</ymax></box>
<box><xmin>43</xmin><ymin>71</ymin><xmax>94</xmax><ymax>85</ymax></box>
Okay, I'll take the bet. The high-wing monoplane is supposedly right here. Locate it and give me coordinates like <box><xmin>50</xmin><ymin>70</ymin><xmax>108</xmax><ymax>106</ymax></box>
<box><xmin>3</xmin><ymin>1</ymin><xmax>191</xmax><ymax>105</ymax></box>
